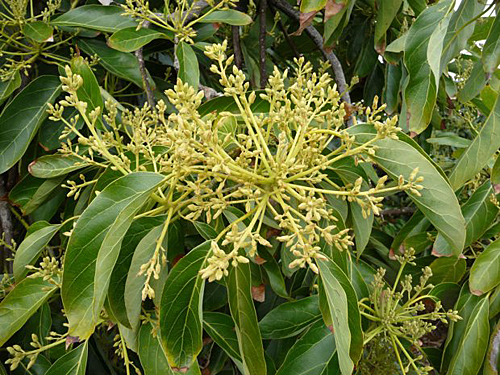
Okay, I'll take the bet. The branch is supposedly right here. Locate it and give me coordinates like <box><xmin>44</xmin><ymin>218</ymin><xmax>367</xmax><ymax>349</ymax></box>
<box><xmin>380</xmin><ymin>207</ymin><xmax>416</xmax><ymax>218</ymax></box>
<box><xmin>268</xmin><ymin>0</ymin><xmax>351</xmax><ymax>105</ymax></box>
<box><xmin>135</xmin><ymin>47</ymin><xmax>156</xmax><ymax>109</ymax></box>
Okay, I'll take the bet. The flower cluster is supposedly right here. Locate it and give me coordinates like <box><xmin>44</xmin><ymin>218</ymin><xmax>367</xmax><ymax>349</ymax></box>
<box><xmin>359</xmin><ymin>248</ymin><xmax>461</xmax><ymax>375</ymax></box>
<box><xmin>52</xmin><ymin>41</ymin><xmax>424</xmax><ymax>296</ymax></box>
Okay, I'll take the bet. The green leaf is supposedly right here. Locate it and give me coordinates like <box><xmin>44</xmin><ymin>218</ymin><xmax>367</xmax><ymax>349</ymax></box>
<box><xmin>428</xmin><ymin>257</ymin><xmax>466</xmax><ymax>284</ymax></box>
<box><xmin>470</xmin><ymin>238</ymin><xmax>500</xmax><ymax>295</ymax></box>
<box><xmin>45</xmin><ymin>341</ymin><xmax>88</xmax><ymax>375</ymax></box>
<box><xmin>0</xmin><ymin>277</ymin><xmax>58</xmax><ymax>346</ymax></box>
<box><xmin>29</xmin><ymin>155</ymin><xmax>88</xmax><ymax>179</ymax></box>
<box><xmin>374</xmin><ymin>0</ymin><xmax>403</xmax><ymax>52</ymax></box>
<box><xmin>275</xmin><ymin>320</ymin><xmax>337</xmax><ymax>375</ymax></box>
<box><xmin>483</xmin><ymin>13</ymin><xmax>500</xmax><ymax>75</ymax></box>
<box><xmin>176</xmin><ymin>41</ymin><xmax>199</xmax><ymax>91</ymax></box>
<box><xmin>199</xmin><ymin>10</ymin><xmax>252</xmax><ymax>25</ymax></box>
<box><xmin>160</xmin><ymin>241</ymin><xmax>211</xmax><ymax>370</ymax></box>
<box><xmin>107</xmin><ymin>215</ymin><xmax>167</xmax><ymax>327</ymax></box>
<box><xmin>349</xmin><ymin>124</ymin><xmax>466</xmax><ymax>256</ymax></box>
<box><xmin>108</xmin><ymin>27</ymin><xmax>170</xmax><ymax>52</ymax></box>
<box><xmin>426</xmin><ymin>133</ymin><xmax>471</xmax><ymax>148</ymax></box>
<box><xmin>259</xmin><ymin>296</ymin><xmax>321</xmax><ymax>339</ymax></box>
<box><xmin>449</xmin><ymin>93</ymin><xmax>500</xmax><ymax>190</ymax></box>
<box><xmin>77</xmin><ymin>38</ymin><xmax>151</xmax><ymax>89</ymax></box>
<box><xmin>0</xmin><ymin>76</ymin><xmax>61</xmax><ymax>174</ymax></box>
<box><xmin>258</xmin><ymin>246</ymin><xmax>288</xmax><ymax>298</ymax></box>
<box><xmin>484</xmin><ymin>320</ymin><xmax>500</xmax><ymax>375</ymax></box>
<box><xmin>13</xmin><ymin>221</ymin><xmax>60</xmax><ymax>281</ymax></box>
<box><xmin>440</xmin><ymin>0</ymin><xmax>485</xmax><ymax>69</ymax></box>
<box><xmin>70</xmin><ymin>55</ymin><xmax>104</xmax><ymax>129</ymax></box>
<box><xmin>492</xmin><ymin>155</ymin><xmax>500</xmax><ymax>186</ymax></box>
<box><xmin>51</xmin><ymin>5</ymin><xmax>137</xmax><ymax>32</ymax></box>
<box><xmin>0</xmin><ymin>70</ymin><xmax>21</xmax><ymax>103</ymax></box>
<box><xmin>299</xmin><ymin>0</ymin><xmax>327</xmax><ymax>13</ymax></box>
<box><xmin>383</xmin><ymin>61</ymin><xmax>402</xmax><ymax>115</ymax></box>
<box><xmin>138</xmin><ymin>323</ymin><xmax>174</xmax><ymax>375</ymax></box>
<box><xmin>24</xmin><ymin>21</ymin><xmax>53</xmax><ymax>43</ymax></box>
<box><xmin>61</xmin><ymin>172</ymin><xmax>164</xmax><ymax>339</ymax></box>
<box><xmin>318</xmin><ymin>254</ymin><xmax>363</xmax><ymax>369</ymax></box>
<box><xmin>125</xmin><ymin>224</ymin><xmax>167</xmax><ymax>330</ymax></box>
<box><xmin>227</xmin><ymin>261</ymin><xmax>267</xmax><ymax>375</ymax></box>
<box><xmin>433</xmin><ymin>181</ymin><xmax>498</xmax><ymax>255</ymax></box>
<box><xmin>427</xmin><ymin>12</ymin><xmax>452</xmax><ymax>87</ymax></box>
<box><xmin>203</xmin><ymin>312</ymin><xmax>243</xmax><ymax>365</ymax></box>
<box><xmin>403</xmin><ymin>0</ymin><xmax>454</xmax><ymax>134</ymax></box>
<box><xmin>446</xmin><ymin>296</ymin><xmax>490</xmax><ymax>375</ymax></box>
<box><xmin>22</xmin><ymin>176</ymin><xmax>66</xmax><ymax>216</ymax></box>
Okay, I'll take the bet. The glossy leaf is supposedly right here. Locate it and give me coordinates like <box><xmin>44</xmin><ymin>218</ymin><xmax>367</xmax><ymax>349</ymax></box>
<box><xmin>0</xmin><ymin>70</ymin><xmax>21</xmax><ymax>103</ymax></box>
<box><xmin>70</xmin><ymin>56</ymin><xmax>104</xmax><ymax>129</ymax></box>
<box><xmin>449</xmin><ymin>93</ymin><xmax>500</xmax><ymax>190</ymax></box>
<box><xmin>77</xmin><ymin>38</ymin><xmax>150</xmax><ymax>89</ymax></box>
<box><xmin>200</xmin><ymin>10</ymin><xmax>252</xmax><ymax>25</ymax></box>
<box><xmin>374</xmin><ymin>0</ymin><xmax>402</xmax><ymax>52</ymax></box>
<box><xmin>317</xmin><ymin>257</ymin><xmax>352</xmax><ymax>375</ymax></box>
<box><xmin>160</xmin><ymin>241</ymin><xmax>211</xmax><ymax>370</ymax></box>
<box><xmin>259</xmin><ymin>296</ymin><xmax>321</xmax><ymax>339</ymax></box>
<box><xmin>22</xmin><ymin>176</ymin><xmax>66</xmax><ymax>216</ymax></box>
<box><xmin>492</xmin><ymin>155</ymin><xmax>500</xmax><ymax>186</ymax></box>
<box><xmin>434</xmin><ymin>181</ymin><xmax>498</xmax><ymax>255</ymax></box>
<box><xmin>29</xmin><ymin>155</ymin><xmax>88</xmax><ymax>179</ymax></box>
<box><xmin>427</xmin><ymin>12</ymin><xmax>452</xmax><ymax>87</ymax></box>
<box><xmin>446</xmin><ymin>296</ymin><xmax>489</xmax><ymax>375</ymax></box>
<box><xmin>24</xmin><ymin>21</ymin><xmax>53</xmax><ymax>43</ymax></box>
<box><xmin>275</xmin><ymin>320</ymin><xmax>337</xmax><ymax>375</ymax></box>
<box><xmin>203</xmin><ymin>312</ymin><xmax>243</xmax><ymax>365</ymax></box>
<box><xmin>51</xmin><ymin>5</ymin><xmax>137</xmax><ymax>32</ymax></box>
<box><xmin>0</xmin><ymin>76</ymin><xmax>61</xmax><ymax>174</ymax></box>
<box><xmin>0</xmin><ymin>277</ymin><xmax>58</xmax><ymax>346</ymax></box>
<box><xmin>428</xmin><ymin>257</ymin><xmax>466</xmax><ymax>284</ymax></box>
<box><xmin>349</xmin><ymin>124</ymin><xmax>466</xmax><ymax>256</ymax></box>
<box><xmin>483</xmin><ymin>13</ymin><xmax>500</xmax><ymax>75</ymax></box>
<box><xmin>176</xmin><ymin>41</ymin><xmax>199</xmax><ymax>91</ymax></box>
<box><xmin>258</xmin><ymin>246</ymin><xmax>288</xmax><ymax>298</ymax></box>
<box><xmin>45</xmin><ymin>341</ymin><xmax>88</xmax><ymax>375</ymax></box>
<box><xmin>61</xmin><ymin>172</ymin><xmax>164</xmax><ymax>339</ymax></box>
<box><xmin>138</xmin><ymin>323</ymin><xmax>174</xmax><ymax>375</ymax></box>
<box><xmin>227</xmin><ymin>261</ymin><xmax>267</xmax><ymax>375</ymax></box>
<box><xmin>125</xmin><ymin>224</ymin><xmax>166</xmax><ymax>330</ymax></box>
<box><xmin>108</xmin><ymin>28</ymin><xmax>169</xmax><ymax>52</ymax></box>
<box><xmin>13</xmin><ymin>221</ymin><xmax>60</xmax><ymax>281</ymax></box>
<box><xmin>470</xmin><ymin>238</ymin><xmax>500</xmax><ymax>295</ymax></box>
<box><xmin>403</xmin><ymin>0</ymin><xmax>454</xmax><ymax>134</ymax></box>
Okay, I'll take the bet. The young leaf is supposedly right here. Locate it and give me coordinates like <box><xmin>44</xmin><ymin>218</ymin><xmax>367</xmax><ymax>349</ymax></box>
<box><xmin>61</xmin><ymin>172</ymin><xmax>164</xmax><ymax>339</ymax></box>
<box><xmin>138</xmin><ymin>323</ymin><xmax>174</xmax><ymax>375</ymax></box>
<box><xmin>470</xmin><ymin>238</ymin><xmax>500</xmax><ymax>295</ymax></box>
<box><xmin>0</xmin><ymin>277</ymin><xmax>58</xmax><ymax>346</ymax></box>
<box><xmin>45</xmin><ymin>341</ymin><xmax>88</xmax><ymax>375</ymax></box>
<box><xmin>108</xmin><ymin>28</ymin><xmax>170</xmax><ymax>52</ymax></box>
<box><xmin>51</xmin><ymin>5</ymin><xmax>137</xmax><ymax>32</ymax></box>
<box><xmin>403</xmin><ymin>0</ymin><xmax>454</xmax><ymax>134</ymax></box>
<box><xmin>259</xmin><ymin>296</ymin><xmax>321</xmax><ymax>339</ymax></box>
<box><xmin>275</xmin><ymin>320</ymin><xmax>337</xmax><ymax>375</ymax></box>
<box><xmin>227</xmin><ymin>261</ymin><xmax>267</xmax><ymax>375</ymax></box>
<box><xmin>13</xmin><ymin>222</ymin><xmax>60</xmax><ymax>281</ymax></box>
<box><xmin>0</xmin><ymin>70</ymin><xmax>21</xmax><ymax>103</ymax></box>
<box><xmin>449</xmin><ymin>93</ymin><xmax>500</xmax><ymax>190</ymax></box>
<box><xmin>176</xmin><ymin>41</ymin><xmax>199</xmax><ymax>91</ymax></box>
<box><xmin>160</xmin><ymin>241</ymin><xmax>212</xmax><ymax>371</ymax></box>
<box><xmin>0</xmin><ymin>76</ymin><xmax>61</xmax><ymax>174</ymax></box>
<box><xmin>199</xmin><ymin>10</ymin><xmax>252</xmax><ymax>25</ymax></box>
<box><xmin>24</xmin><ymin>21</ymin><xmax>53</xmax><ymax>43</ymax></box>
<box><xmin>29</xmin><ymin>155</ymin><xmax>89</xmax><ymax>179</ymax></box>
<box><xmin>482</xmin><ymin>13</ymin><xmax>500</xmax><ymax>75</ymax></box>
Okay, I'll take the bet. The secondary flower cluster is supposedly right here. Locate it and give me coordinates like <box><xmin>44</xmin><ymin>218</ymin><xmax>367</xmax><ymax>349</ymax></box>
<box><xmin>49</xmin><ymin>41</ymin><xmax>423</xmax><ymax>297</ymax></box>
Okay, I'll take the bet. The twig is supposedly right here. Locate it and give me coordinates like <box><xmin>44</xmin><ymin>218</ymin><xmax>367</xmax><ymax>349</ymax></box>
<box><xmin>232</xmin><ymin>26</ymin><xmax>243</xmax><ymax>69</ymax></box>
<box><xmin>135</xmin><ymin>48</ymin><xmax>156</xmax><ymax>109</ymax></box>
<box><xmin>259</xmin><ymin>0</ymin><xmax>268</xmax><ymax>88</ymax></box>
<box><xmin>0</xmin><ymin>173</ymin><xmax>13</xmax><ymax>274</ymax></box>
<box><xmin>156</xmin><ymin>1</ymin><xmax>210</xmax><ymax>23</ymax></box>
<box><xmin>381</xmin><ymin>207</ymin><xmax>416</xmax><ymax>218</ymax></box>
<box><xmin>269</xmin><ymin>0</ymin><xmax>351</xmax><ymax>105</ymax></box>
<box><xmin>269</xmin><ymin>2</ymin><xmax>300</xmax><ymax>58</ymax></box>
